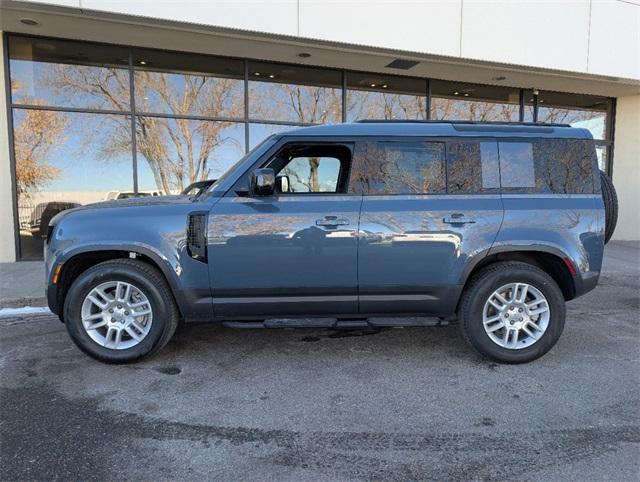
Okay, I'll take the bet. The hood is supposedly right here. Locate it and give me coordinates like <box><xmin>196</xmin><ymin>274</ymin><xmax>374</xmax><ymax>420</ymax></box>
<box><xmin>48</xmin><ymin>195</ymin><xmax>193</xmax><ymax>226</ymax></box>
<box><xmin>79</xmin><ymin>195</ymin><xmax>192</xmax><ymax>211</ymax></box>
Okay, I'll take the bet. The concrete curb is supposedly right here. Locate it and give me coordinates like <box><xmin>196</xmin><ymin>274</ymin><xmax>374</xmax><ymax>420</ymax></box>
<box><xmin>0</xmin><ymin>297</ymin><xmax>48</xmax><ymax>309</ymax></box>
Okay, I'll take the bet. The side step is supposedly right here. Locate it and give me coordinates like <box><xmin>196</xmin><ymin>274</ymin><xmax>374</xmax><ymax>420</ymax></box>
<box><xmin>222</xmin><ymin>317</ymin><xmax>446</xmax><ymax>329</ymax></box>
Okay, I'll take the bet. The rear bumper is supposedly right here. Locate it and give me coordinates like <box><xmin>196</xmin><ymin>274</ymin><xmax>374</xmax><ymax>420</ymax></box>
<box><xmin>575</xmin><ymin>270</ymin><xmax>600</xmax><ymax>298</ymax></box>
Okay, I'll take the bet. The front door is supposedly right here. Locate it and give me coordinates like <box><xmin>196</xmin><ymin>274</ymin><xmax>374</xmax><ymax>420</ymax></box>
<box><xmin>208</xmin><ymin>141</ymin><xmax>361</xmax><ymax>318</ymax></box>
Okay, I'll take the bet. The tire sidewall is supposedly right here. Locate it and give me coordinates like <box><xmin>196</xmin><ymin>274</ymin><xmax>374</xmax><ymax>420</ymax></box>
<box><xmin>64</xmin><ymin>264</ymin><xmax>169</xmax><ymax>363</ymax></box>
<box><xmin>463</xmin><ymin>266</ymin><xmax>566</xmax><ymax>363</ymax></box>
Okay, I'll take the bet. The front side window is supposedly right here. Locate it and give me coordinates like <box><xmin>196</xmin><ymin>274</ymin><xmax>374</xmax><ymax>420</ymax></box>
<box><xmin>350</xmin><ymin>141</ymin><xmax>446</xmax><ymax>194</ymax></box>
<box><xmin>269</xmin><ymin>144</ymin><xmax>352</xmax><ymax>194</ymax></box>
<box><xmin>281</xmin><ymin>156</ymin><xmax>341</xmax><ymax>193</ymax></box>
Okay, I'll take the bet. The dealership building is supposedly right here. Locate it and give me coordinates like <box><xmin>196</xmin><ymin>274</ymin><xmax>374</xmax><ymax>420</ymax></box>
<box><xmin>0</xmin><ymin>0</ymin><xmax>638</xmax><ymax>262</ymax></box>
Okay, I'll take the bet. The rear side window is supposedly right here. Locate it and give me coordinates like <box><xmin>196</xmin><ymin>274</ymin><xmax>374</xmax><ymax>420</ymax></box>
<box><xmin>447</xmin><ymin>141</ymin><xmax>500</xmax><ymax>193</ymax></box>
<box><xmin>350</xmin><ymin>141</ymin><xmax>446</xmax><ymax>194</ymax></box>
<box><xmin>499</xmin><ymin>139</ymin><xmax>596</xmax><ymax>194</ymax></box>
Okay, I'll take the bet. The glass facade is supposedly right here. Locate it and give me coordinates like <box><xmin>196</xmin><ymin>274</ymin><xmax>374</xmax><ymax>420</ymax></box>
<box><xmin>6</xmin><ymin>34</ymin><xmax>616</xmax><ymax>259</ymax></box>
<box><xmin>431</xmin><ymin>81</ymin><xmax>521</xmax><ymax>122</ymax></box>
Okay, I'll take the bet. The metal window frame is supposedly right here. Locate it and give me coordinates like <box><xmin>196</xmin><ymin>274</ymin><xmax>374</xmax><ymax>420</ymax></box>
<box><xmin>2</xmin><ymin>31</ymin><xmax>618</xmax><ymax>260</ymax></box>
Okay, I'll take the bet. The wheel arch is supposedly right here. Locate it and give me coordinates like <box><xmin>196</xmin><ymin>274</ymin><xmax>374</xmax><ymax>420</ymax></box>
<box><xmin>460</xmin><ymin>247</ymin><xmax>577</xmax><ymax>302</ymax></box>
<box><xmin>52</xmin><ymin>246</ymin><xmax>185</xmax><ymax>320</ymax></box>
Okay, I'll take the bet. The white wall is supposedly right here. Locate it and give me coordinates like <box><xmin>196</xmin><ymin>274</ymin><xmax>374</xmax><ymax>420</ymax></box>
<box><xmin>18</xmin><ymin>0</ymin><xmax>640</xmax><ymax>80</ymax></box>
<box><xmin>0</xmin><ymin>31</ymin><xmax>18</xmax><ymax>262</ymax></box>
<box><xmin>612</xmin><ymin>95</ymin><xmax>640</xmax><ymax>241</ymax></box>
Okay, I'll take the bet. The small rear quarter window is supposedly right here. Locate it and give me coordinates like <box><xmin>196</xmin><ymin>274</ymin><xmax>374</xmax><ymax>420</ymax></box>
<box><xmin>499</xmin><ymin>139</ymin><xmax>595</xmax><ymax>194</ymax></box>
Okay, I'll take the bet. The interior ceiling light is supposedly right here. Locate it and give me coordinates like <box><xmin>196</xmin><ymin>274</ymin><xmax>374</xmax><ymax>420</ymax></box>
<box><xmin>297</xmin><ymin>52</ymin><xmax>311</xmax><ymax>58</ymax></box>
<box><xmin>35</xmin><ymin>42</ymin><xmax>56</xmax><ymax>51</ymax></box>
<box><xmin>254</xmin><ymin>72</ymin><xmax>261</xmax><ymax>76</ymax></box>
<box><xmin>20</xmin><ymin>18</ymin><xmax>39</xmax><ymax>26</ymax></box>
<box><xmin>385</xmin><ymin>58</ymin><xmax>419</xmax><ymax>70</ymax></box>
<box><xmin>463</xmin><ymin>93</ymin><xmax>470</xmax><ymax>97</ymax></box>
<box><xmin>453</xmin><ymin>91</ymin><xmax>459</xmax><ymax>95</ymax></box>
<box><xmin>370</xmin><ymin>83</ymin><xmax>377</xmax><ymax>87</ymax></box>
<box><xmin>268</xmin><ymin>74</ymin><xmax>275</xmax><ymax>79</ymax></box>
<box><xmin>139</xmin><ymin>60</ymin><xmax>147</xmax><ymax>65</ymax></box>
<box><xmin>382</xmin><ymin>84</ymin><xmax>388</xmax><ymax>89</ymax></box>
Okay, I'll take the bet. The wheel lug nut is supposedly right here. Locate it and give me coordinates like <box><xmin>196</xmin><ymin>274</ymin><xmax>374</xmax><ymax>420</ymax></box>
<box><xmin>518</xmin><ymin>308</ymin><xmax>523</xmax><ymax>313</ymax></box>
<box><xmin>125</xmin><ymin>311</ymin><xmax>129</xmax><ymax>316</ymax></box>
<box><xmin>109</xmin><ymin>308</ymin><xmax>113</xmax><ymax>313</ymax></box>
<box><xmin>505</xmin><ymin>313</ymin><xmax>509</xmax><ymax>318</ymax></box>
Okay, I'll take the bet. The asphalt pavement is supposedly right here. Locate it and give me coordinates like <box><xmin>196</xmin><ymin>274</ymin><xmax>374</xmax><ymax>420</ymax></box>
<box><xmin>1</xmin><ymin>242</ymin><xmax>638</xmax><ymax>481</ymax></box>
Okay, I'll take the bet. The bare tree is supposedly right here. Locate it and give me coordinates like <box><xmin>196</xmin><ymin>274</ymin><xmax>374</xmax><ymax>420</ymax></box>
<box><xmin>11</xmin><ymin>80</ymin><xmax>67</xmax><ymax>198</ymax></box>
<box><xmin>44</xmin><ymin>65</ymin><xmax>244</xmax><ymax>193</ymax></box>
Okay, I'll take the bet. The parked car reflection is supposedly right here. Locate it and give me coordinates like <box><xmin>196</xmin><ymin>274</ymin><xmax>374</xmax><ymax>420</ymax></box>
<box><xmin>28</xmin><ymin>201</ymin><xmax>80</xmax><ymax>237</ymax></box>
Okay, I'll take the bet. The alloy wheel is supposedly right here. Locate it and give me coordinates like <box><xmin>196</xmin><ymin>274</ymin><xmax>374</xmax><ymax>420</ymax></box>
<box><xmin>482</xmin><ymin>282</ymin><xmax>550</xmax><ymax>350</ymax></box>
<box><xmin>80</xmin><ymin>281</ymin><xmax>153</xmax><ymax>350</ymax></box>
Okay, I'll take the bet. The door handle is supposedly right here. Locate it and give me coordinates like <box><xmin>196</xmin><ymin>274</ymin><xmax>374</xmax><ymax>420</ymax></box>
<box><xmin>443</xmin><ymin>214</ymin><xmax>476</xmax><ymax>224</ymax></box>
<box><xmin>316</xmin><ymin>216</ymin><xmax>350</xmax><ymax>227</ymax></box>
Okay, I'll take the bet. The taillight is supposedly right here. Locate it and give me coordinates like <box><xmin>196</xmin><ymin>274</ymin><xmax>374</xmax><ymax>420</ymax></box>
<box><xmin>563</xmin><ymin>257</ymin><xmax>577</xmax><ymax>276</ymax></box>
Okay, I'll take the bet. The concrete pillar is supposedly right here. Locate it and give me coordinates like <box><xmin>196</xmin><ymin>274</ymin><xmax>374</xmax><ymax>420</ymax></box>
<box><xmin>0</xmin><ymin>32</ymin><xmax>18</xmax><ymax>262</ymax></box>
<box><xmin>612</xmin><ymin>95</ymin><xmax>640</xmax><ymax>241</ymax></box>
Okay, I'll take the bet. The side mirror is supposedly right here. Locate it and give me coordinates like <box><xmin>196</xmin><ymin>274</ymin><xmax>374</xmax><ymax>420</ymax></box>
<box><xmin>249</xmin><ymin>168</ymin><xmax>275</xmax><ymax>196</ymax></box>
<box><xmin>276</xmin><ymin>175</ymin><xmax>290</xmax><ymax>193</ymax></box>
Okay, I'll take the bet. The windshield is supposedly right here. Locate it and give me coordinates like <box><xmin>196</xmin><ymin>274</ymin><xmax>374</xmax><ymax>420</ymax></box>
<box><xmin>207</xmin><ymin>136</ymin><xmax>277</xmax><ymax>194</ymax></box>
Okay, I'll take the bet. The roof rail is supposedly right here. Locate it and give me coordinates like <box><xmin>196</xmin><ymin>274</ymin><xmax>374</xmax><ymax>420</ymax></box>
<box><xmin>354</xmin><ymin>119</ymin><xmax>572</xmax><ymax>128</ymax></box>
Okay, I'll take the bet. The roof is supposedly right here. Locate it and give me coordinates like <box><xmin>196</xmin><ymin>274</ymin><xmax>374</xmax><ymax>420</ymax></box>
<box><xmin>279</xmin><ymin>121</ymin><xmax>593</xmax><ymax>139</ymax></box>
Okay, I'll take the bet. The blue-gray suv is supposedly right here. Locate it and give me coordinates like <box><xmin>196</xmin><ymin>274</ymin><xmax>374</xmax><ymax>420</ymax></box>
<box><xmin>44</xmin><ymin>121</ymin><xmax>618</xmax><ymax>364</ymax></box>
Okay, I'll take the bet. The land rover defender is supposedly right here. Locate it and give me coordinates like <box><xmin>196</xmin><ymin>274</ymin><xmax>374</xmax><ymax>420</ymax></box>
<box><xmin>44</xmin><ymin>121</ymin><xmax>618</xmax><ymax>364</ymax></box>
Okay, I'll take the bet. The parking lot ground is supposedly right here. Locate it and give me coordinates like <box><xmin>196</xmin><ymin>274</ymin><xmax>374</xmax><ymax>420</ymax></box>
<box><xmin>1</xmin><ymin>242</ymin><xmax>639</xmax><ymax>481</ymax></box>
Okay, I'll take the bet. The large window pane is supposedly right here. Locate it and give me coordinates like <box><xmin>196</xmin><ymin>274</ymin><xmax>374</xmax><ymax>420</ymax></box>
<box><xmin>536</xmin><ymin>91</ymin><xmax>609</xmax><ymax>140</ymax></box>
<box><xmin>347</xmin><ymin>72</ymin><xmax>426</xmax><ymax>121</ymax></box>
<box><xmin>9</xmin><ymin>36</ymin><xmax>130</xmax><ymax>110</ymax></box>
<box><xmin>133</xmin><ymin>49</ymin><xmax>244</xmax><ymax>119</ymax></box>
<box><xmin>249</xmin><ymin>123</ymin><xmax>298</xmax><ymax>149</ymax></box>
<box><xmin>136</xmin><ymin>117</ymin><xmax>245</xmax><ymax>194</ymax></box>
<box><xmin>13</xmin><ymin>109</ymin><xmax>133</xmax><ymax>258</ymax></box>
<box><xmin>248</xmin><ymin>62</ymin><xmax>342</xmax><ymax>123</ymax></box>
<box><xmin>431</xmin><ymin>81</ymin><xmax>520</xmax><ymax>122</ymax></box>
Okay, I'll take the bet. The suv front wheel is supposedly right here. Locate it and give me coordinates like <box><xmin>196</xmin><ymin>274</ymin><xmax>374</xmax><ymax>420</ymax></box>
<box><xmin>63</xmin><ymin>259</ymin><xmax>179</xmax><ymax>363</ymax></box>
<box><xmin>458</xmin><ymin>262</ymin><xmax>566</xmax><ymax>364</ymax></box>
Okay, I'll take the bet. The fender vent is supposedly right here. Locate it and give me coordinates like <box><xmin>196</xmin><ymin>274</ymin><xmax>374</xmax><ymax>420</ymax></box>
<box><xmin>187</xmin><ymin>212</ymin><xmax>208</xmax><ymax>262</ymax></box>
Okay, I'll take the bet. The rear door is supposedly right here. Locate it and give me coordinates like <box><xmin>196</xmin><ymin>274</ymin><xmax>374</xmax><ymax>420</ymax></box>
<box><xmin>352</xmin><ymin>138</ymin><xmax>503</xmax><ymax>315</ymax></box>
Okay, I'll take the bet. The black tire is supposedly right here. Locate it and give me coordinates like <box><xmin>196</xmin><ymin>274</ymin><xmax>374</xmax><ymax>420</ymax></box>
<box><xmin>458</xmin><ymin>262</ymin><xmax>566</xmax><ymax>364</ymax></box>
<box><xmin>600</xmin><ymin>170</ymin><xmax>618</xmax><ymax>244</ymax></box>
<box><xmin>63</xmin><ymin>259</ymin><xmax>179</xmax><ymax>363</ymax></box>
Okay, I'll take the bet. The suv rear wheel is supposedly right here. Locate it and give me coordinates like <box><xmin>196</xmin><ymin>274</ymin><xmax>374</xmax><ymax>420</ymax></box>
<box><xmin>63</xmin><ymin>259</ymin><xmax>179</xmax><ymax>363</ymax></box>
<box><xmin>458</xmin><ymin>262</ymin><xmax>565</xmax><ymax>364</ymax></box>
